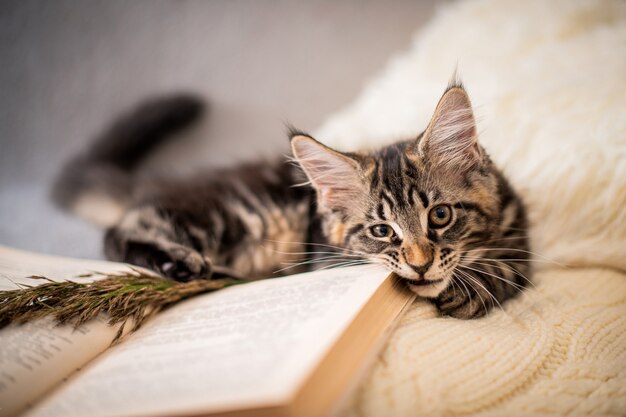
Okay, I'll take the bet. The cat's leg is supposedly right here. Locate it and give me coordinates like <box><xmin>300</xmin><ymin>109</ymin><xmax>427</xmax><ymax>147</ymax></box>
<box><xmin>104</xmin><ymin>160</ymin><xmax>315</xmax><ymax>281</ymax></box>
<box><xmin>104</xmin><ymin>198</ymin><xmax>312</xmax><ymax>281</ymax></box>
<box><xmin>104</xmin><ymin>206</ymin><xmax>212</xmax><ymax>282</ymax></box>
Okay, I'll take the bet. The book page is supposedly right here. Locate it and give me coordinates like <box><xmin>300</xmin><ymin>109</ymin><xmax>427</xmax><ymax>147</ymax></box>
<box><xmin>0</xmin><ymin>318</ymin><xmax>118</xmax><ymax>417</ymax></box>
<box><xmin>0</xmin><ymin>245</ymin><xmax>145</xmax><ymax>291</ymax></box>
<box><xmin>0</xmin><ymin>246</ymin><xmax>139</xmax><ymax>417</ymax></box>
<box><xmin>26</xmin><ymin>264</ymin><xmax>390</xmax><ymax>417</ymax></box>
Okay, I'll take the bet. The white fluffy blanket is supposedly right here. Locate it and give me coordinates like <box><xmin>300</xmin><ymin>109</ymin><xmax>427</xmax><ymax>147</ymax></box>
<box><xmin>316</xmin><ymin>0</ymin><xmax>626</xmax><ymax>415</ymax></box>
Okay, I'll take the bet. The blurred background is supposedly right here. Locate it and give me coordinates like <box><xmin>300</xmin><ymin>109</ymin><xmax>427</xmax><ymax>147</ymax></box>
<box><xmin>0</xmin><ymin>0</ymin><xmax>438</xmax><ymax>258</ymax></box>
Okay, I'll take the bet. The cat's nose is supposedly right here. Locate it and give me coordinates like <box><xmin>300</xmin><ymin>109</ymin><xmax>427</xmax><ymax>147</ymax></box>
<box><xmin>403</xmin><ymin>243</ymin><xmax>433</xmax><ymax>268</ymax></box>
<box><xmin>407</xmin><ymin>260</ymin><xmax>433</xmax><ymax>276</ymax></box>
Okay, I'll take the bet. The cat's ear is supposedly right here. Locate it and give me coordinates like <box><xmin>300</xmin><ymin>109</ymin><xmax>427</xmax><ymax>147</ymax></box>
<box><xmin>417</xmin><ymin>84</ymin><xmax>481</xmax><ymax>171</ymax></box>
<box><xmin>291</xmin><ymin>134</ymin><xmax>364</xmax><ymax>212</ymax></box>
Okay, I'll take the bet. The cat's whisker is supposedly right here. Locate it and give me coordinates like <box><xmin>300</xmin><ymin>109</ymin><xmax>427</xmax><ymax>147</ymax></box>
<box><xmin>274</xmin><ymin>259</ymin><xmax>343</xmax><ymax>274</ymax></box>
<box><xmin>456</xmin><ymin>269</ymin><xmax>504</xmax><ymax>314</ymax></box>
<box><xmin>460</xmin><ymin>259</ymin><xmax>535</xmax><ymax>289</ymax></box>
<box><xmin>263</xmin><ymin>239</ymin><xmax>366</xmax><ymax>256</ymax></box>
<box><xmin>449</xmin><ymin>276</ymin><xmax>460</xmax><ymax>300</ymax></box>
<box><xmin>454</xmin><ymin>270</ymin><xmax>489</xmax><ymax>314</ymax></box>
<box><xmin>274</xmin><ymin>256</ymin><xmax>366</xmax><ymax>274</ymax></box>
<box><xmin>492</xmin><ymin>262</ymin><xmax>535</xmax><ymax>290</ymax></box>
<box><xmin>274</xmin><ymin>251</ymin><xmax>371</xmax><ymax>268</ymax></box>
<box><xmin>460</xmin><ymin>256</ymin><xmax>554</xmax><ymax>264</ymax></box>
<box><xmin>452</xmin><ymin>272</ymin><xmax>473</xmax><ymax>311</ymax></box>
<box><xmin>364</xmin><ymin>258</ymin><xmax>391</xmax><ymax>273</ymax></box>
<box><xmin>470</xmin><ymin>278</ymin><xmax>505</xmax><ymax>314</ymax></box>
<box><xmin>459</xmin><ymin>257</ymin><xmax>537</xmax><ymax>288</ymax></box>
<box><xmin>291</xmin><ymin>254</ymin><xmax>364</xmax><ymax>264</ymax></box>
<box><xmin>264</xmin><ymin>248</ymin><xmax>366</xmax><ymax>264</ymax></box>
<box><xmin>459</xmin><ymin>247</ymin><xmax>565</xmax><ymax>267</ymax></box>
<box><xmin>267</xmin><ymin>249</ymin><xmax>362</xmax><ymax>257</ymax></box>
<box><xmin>317</xmin><ymin>260</ymin><xmax>372</xmax><ymax>270</ymax></box>
<box><xmin>460</xmin><ymin>247</ymin><xmax>535</xmax><ymax>255</ymax></box>
<box><xmin>457</xmin><ymin>269</ymin><xmax>501</xmax><ymax>313</ymax></box>
<box><xmin>448</xmin><ymin>274</ymin><xmax>468</xmax><ymax>308</ymax></box>
<box><xmin>457</xmin><ymin>263</ymin><xmax>527</xmax><ymax>292</ymax></box>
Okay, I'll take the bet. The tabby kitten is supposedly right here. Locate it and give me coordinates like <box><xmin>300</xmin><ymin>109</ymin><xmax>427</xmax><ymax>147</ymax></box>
<box><xmin>54</xmin><ymin>82</ymin><xmax>531</xmax><ymax>319</ymax></box>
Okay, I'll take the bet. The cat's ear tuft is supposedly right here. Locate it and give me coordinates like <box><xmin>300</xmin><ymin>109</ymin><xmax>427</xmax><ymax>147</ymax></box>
<box><xmin>286</xmin><ymin>124</ymin><xmax>312</xmax><ymax>142</ymax></box>
<box><xmin>418</xmin><ymin>85</ymin><xmax>481</xmax><ymax>171</ymax></box>
<box><xmin>291</xmin><ymin>135</ymin><xmax>364</xmax><ymax>212</ymax></box>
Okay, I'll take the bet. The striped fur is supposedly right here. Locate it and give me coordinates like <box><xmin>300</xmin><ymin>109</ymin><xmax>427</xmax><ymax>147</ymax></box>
<box><xmin>291</xmin><ymin>83</ymin><xmax>531</xmax><ymax>319</ymax></box>
<box><xmin>57</xmin><ymin>83</ymin><xmax>531</xmax><ymax>319</ymax></box>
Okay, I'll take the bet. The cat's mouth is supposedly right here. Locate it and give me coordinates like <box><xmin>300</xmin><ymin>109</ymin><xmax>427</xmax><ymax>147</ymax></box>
<box><xmin>399</xmin><ymin>277</ymin><xmax>444</xmax><ymax>287</ymax></box>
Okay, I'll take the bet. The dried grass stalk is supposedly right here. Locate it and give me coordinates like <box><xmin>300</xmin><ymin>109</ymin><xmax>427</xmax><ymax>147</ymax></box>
<box><xmin>0</xmin><ymin>271</ymin><xmax>244</xmax><ymax>342</ymax></box>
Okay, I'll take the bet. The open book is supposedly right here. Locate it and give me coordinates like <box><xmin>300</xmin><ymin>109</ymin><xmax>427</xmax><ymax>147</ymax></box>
<box><xmin>0</xmin><ymin>246</ymin><xmax>415</xmax><ymax>417</ymax></box>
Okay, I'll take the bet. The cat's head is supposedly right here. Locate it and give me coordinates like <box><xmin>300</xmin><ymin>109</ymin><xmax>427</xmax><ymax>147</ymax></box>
<box><xmin>291</xmin><ymin>83</ymin><xmax>502</xmax><ymax>298</ymax></box>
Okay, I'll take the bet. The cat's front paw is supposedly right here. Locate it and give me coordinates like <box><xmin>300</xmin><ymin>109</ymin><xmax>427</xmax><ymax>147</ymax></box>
<box><xmin>433</xmin><ymin>286</ymin><xmax>489</xmax><ymax>319</ymax></box>
<box><xmin>104</xmin><ymin>228</ymin><xmax>213</xmax><ymax>282</ymax></box>
<box><xmin>155</xmin><ymin>247</ymin><xmax>212</xmax><ymax>282</ymax></box>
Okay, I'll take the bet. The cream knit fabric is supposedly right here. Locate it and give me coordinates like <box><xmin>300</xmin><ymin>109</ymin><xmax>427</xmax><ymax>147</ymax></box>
<box><xmin>347</xmin><ymin>268</ymin><xmax>626</xmax><ymax>417</ymax></box>
<box><xmin>315</xmin><ymin>0</ymin><xmax>626</xmax><ymax>415</ymax></box>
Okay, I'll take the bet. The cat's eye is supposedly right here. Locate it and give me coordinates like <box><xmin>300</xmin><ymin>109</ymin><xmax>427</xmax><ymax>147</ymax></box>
<box><xmin>370</xmin><ymin>224</ymin><xmax>394</xmax><ymax>238</ymax></box>
<box><xmin>428</xmin><ymin>205</ymin><xmax>452</xmax><ymax>228</ymax></box>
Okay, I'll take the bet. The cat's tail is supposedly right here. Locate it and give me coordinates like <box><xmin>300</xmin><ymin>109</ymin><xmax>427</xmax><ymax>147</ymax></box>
<box><xmin>52</xmin><ymin>94</ymin><xmax>205</xmax><ymax>227</ymax></box>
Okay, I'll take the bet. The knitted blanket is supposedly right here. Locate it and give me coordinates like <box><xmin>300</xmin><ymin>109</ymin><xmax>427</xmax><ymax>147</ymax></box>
<box><xmin>316</xmin><ymin>1</ymin><xmax>626</xmax><ymax>415</ymax></box>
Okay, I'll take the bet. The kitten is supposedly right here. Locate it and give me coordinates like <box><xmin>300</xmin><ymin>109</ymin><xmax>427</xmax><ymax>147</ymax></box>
<box><xmin>53</xmin><ymin>81</ymin><xmax>531</xmax><ymax>319</ymax></box>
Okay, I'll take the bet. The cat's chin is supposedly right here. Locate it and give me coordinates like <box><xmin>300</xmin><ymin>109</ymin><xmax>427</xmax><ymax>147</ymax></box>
<box><xmin>405</xmin><ymin>277</ymin><xmax>450</xmax><ymax>298</ymax></box>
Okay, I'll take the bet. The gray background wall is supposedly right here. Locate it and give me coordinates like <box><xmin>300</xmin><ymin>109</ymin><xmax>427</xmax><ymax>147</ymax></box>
<box><xmin>0</xmin><ymin>0</ymin><xmax>437</xmax><ymax>259</ymax></box>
